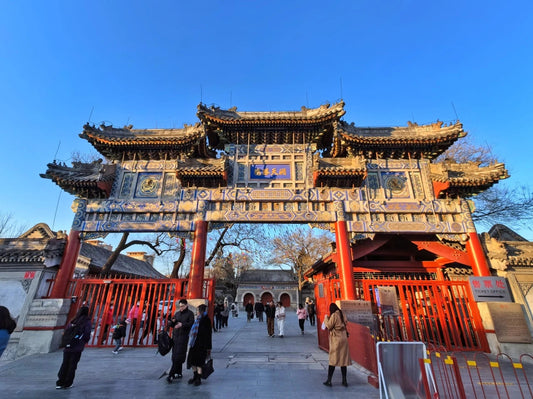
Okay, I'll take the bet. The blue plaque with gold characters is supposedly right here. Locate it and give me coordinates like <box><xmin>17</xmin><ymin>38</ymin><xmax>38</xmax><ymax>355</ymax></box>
<box><xmin>250</xmin><ymin>164</ymin><xmax>291</xmax><ymax>180</ymax></box>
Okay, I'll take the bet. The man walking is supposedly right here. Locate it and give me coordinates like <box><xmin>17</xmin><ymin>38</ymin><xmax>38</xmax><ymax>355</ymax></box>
<box><xmin>254</xmin><ymin>300</ymin><xmax>265</xmax><ymax>322</ymax></box>
<box><xmin>245</xmin><ymin>300</ymin><xmax>254</xmax><ymax>322</ymax></box>
<box><xmin>166</xmin><ymin>299</ymin><xmax>194</xmax><ymax>383</ymax></box>
<box><xmin>265</xmin><ymin>301</ymin><xmax>276</xmax><ymax>337</ymax></box>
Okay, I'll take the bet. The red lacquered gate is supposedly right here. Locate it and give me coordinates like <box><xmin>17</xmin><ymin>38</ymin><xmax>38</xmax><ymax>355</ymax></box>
<box><xmin>67</xmin><ymin>277</ymin><xmax>215</xmax><ymax>347</ymax></box>
<box><xmin>315</xmin><ymin>277</ymin><xmax>488</xmax><ymax>353</ymax></box>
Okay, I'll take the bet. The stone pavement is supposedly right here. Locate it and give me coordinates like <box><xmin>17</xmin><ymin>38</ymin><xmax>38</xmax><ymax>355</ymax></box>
<box><xmin>0</xmin><ymin>310</ymin><xmax>381</xmax><ymax>399</ymax></box>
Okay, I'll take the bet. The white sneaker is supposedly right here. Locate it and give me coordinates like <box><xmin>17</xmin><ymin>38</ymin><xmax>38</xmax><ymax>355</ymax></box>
<box><xmin>117</xmin><ymin>347</ymin><xmax>124</xmax><ymax>351</ymax></box>
<box><xmin>112</xmin><ymin>350</ymin><xmax>118</xmax><ymax>354</ymax></box>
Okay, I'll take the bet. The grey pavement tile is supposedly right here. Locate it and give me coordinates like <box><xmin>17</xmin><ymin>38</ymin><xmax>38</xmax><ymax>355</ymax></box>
<box><xmin>1</xmin><ymin>310</ymin><xmax>380</xmax><ymax>399</ymax></box>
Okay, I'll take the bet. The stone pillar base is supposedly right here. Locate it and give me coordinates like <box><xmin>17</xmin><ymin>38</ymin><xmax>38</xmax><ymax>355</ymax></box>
<box><xmin>8</xmin><ymin>298</ymin><xmax>72</xmax><ymax>360</ymax></box>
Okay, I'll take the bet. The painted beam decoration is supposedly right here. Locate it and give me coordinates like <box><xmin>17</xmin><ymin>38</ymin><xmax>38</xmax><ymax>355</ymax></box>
<box><xmin>42</xmin><ymin>102</ymin><xmax>507</xmax><ymax>238</ymax></box>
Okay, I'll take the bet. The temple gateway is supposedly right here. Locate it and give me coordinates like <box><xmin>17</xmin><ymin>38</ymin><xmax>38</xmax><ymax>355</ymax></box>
<box><xmin>38</xmin><ymin>100</ymin><xmax>531</xmax><ymax>358</ymax></box>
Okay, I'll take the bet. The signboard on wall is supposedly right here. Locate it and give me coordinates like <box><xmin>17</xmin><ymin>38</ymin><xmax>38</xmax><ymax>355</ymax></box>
<box><xmin>468</xmin><ymin>276</ymin><xmax>512</xmax><ymax>302</ymax></box>
<box><xmin>337</xmin><ymin>300</ymin><xmax>373</xmax><ymax>328</ymax></box>
<box><xmin>487</xmin><ymin>302</ymin><xmax>532</xmax><ymax>343</ymax></box>
<box><xmin>375</xmin><ymin>286</ymin><xmax>400</xmax><ymax>315</ymax></box>
<box><xmin>250</xmin><ymin>164</ymin><xmax>291</xmax><ymax>180</ymax></box>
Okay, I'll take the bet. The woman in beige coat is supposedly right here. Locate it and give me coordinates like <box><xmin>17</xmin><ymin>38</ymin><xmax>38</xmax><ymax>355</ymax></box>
<box><xmin>323</xmin><ymin>303</ymin><xmax>351</xmax><ymax>387</ymax></box>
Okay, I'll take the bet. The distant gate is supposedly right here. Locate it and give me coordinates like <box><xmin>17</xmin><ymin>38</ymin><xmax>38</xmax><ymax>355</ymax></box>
<box><xmin>66</xmin><ymin>277</ymin><xmax>215</xmax><ymax>347</ymax></box>
<box><xmin>315</xmin><ymin>277</ymin><xmax>489</xmax><ymax>353</ymax></box>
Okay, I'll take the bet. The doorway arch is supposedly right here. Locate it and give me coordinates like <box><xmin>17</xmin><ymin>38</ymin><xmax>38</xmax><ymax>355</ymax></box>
<box><xmin>243</xmin><ymin>292</ymin><xmax>255</xmax><ymax>306</ymax></box>
<box><xmin>280</xmin><ymin>292</ymin><xmax>291</xmax><ymax>308</ymax></box>
<box><xmin>261</xmin><ymin>291</ymin><xmax>273</xmax><ymax>305</ymax></box>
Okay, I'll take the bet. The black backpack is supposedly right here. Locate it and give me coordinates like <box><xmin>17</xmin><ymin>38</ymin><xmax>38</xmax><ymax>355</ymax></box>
<box><xmin>61</xmin><ymin>322</ymin><xmax>83</xmax><ymax>348</ymax></box>
<box><xmin>157</xmin><ymin>330</ymin><xmax>173</xmax><ymax>356</ymax></box>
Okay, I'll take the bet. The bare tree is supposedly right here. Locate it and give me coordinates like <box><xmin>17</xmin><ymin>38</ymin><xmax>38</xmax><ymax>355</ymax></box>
<box><xmin>269</xmin><ymin>226</ymin><xmax>333</xmax><ymax>291</ymax></box>
<box><xmin>205</xmin><ymin>224</ymin><xmax>266</xmax><ymax>268</ymax></box>
<box><xmin>99</xmin><ymin>232</ymin><xmax>185</xmax><ymax>276</ymax></box>
<box><xmin>436</xmin><ymin>137</ymin><xmax>533</xmax><ymax>230</ymax></box>
<box><xmin>0</xmin><ymin>213</ymin><xmax>27</xmax><ymax>238</ymax></box>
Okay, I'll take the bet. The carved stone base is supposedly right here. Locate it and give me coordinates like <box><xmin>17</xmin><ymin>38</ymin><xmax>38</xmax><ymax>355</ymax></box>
<box><xmin>7</xmin><ymin>298</ymin><xmax>72</xmax><ymax>360</ymax></box>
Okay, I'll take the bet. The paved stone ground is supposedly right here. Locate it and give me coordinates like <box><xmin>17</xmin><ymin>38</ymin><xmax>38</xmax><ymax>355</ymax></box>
<box><xmin>0</xmin><ymin>310</ymin><xmax>381</xmax><ymax>399</ymax></box>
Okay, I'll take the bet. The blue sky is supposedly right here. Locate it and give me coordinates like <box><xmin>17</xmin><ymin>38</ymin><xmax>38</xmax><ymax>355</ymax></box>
<box><xmin>1</xmin><ymin>1</ymin><xmax>532</xmax><ymax>242</ymax></box>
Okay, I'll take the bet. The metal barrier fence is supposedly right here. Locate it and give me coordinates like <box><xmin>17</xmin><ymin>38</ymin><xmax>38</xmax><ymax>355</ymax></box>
<box><xmin>421</xmin><ymin>351</ymin><xmax>533</xmax><ymax>398</ymax></box>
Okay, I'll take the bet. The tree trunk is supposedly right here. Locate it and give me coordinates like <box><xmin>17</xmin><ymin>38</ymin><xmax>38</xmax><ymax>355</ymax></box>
<box><xmin>170</xmin><ymin>238</ymin><xmax>186</xmax><ymax>278</ymax></box>
<box><xmin>100</xmin><ymin>232</ymin><xmax>129</xmax><ymax>275</ymax></box>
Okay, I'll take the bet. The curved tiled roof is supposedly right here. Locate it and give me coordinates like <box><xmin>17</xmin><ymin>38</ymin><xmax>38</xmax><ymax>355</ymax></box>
<box><xmin>335</xmin><ymin>120</ymin><xmax>466</xmax><ymax>159</ymax></box>
<box><xmin>0</xmin><ymin>224</ymin><xmax>66</xmax><ymax>267</ymax></box>
<box><xmin>40</xmin><ymin>160</ymin><xmax>116</xmax><ymax>199</ymax></box>
<box><xmin>239</xmin><ymin>269</ymin><xmax>296</xmax><ymax>283</ymax></box>
<box><xmin>430</xmin><ymin>161</ymin><xmax>509</xmax><ymax>197</ymax></box>
<box><xmin>176</xmin><ymin>158</ymin><xmax>228</xmax><ymax>188</ymax></box>
<box><xmin>197</xmin><ymin>101</ymin><xmax>346</xmax><ymax>123</ymax></box>
<box><xmin>80</xmin><ymin>123</ymin><xmax>212</xmax><ymax>160</ymax></box>
<box><xmin>313</xmin><ymin>157</ymin><xmax>367</xmax><ymax>187</ymax></box>
<box><xmin>79</xmin><ymin>243</ymin><xmax>164</xmax><ymax>278</ymax></box>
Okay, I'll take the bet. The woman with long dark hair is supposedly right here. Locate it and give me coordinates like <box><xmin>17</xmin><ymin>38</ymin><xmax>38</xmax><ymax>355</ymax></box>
<box><xmin>323</xmin><ymin>303</ymin><xmax>351</xmax><ymax>387</ymax></box>
<box><xmin>0</xmin><ymin>306</ymin><xmax>16</xmax><ymax>357</ymax></box>
<box><xmin>186</xmin><ymin>304</ymin><xmax>212</xmax><ymax>386</ymax></box>
<box><xmin>56</xmin><ymin>306</ymin><xmax>92</xmax><ymax>389</ymax></box>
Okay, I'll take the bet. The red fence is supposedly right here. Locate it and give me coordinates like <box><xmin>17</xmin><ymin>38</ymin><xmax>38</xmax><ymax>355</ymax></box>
<box><xmin>315</xmin><ymin>276</ymin><xmax>488</xmax><ymax>353</ymax></box>
<box><xmin>58</xmin><ymin>277</ymin><xmax>215</xmax><ymax>347</ymax></box>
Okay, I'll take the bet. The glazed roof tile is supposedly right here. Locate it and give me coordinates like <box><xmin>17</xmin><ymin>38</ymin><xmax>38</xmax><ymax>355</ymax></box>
<box><xmin>335</xmin><ymin>120</ymin><xmax>466</xmax><ymax>159</ymax></box>
<box><xmin>40</xmin><ymin>160</ymin><xmax>116</xmax><ymax>198</ymax></box>
<box><xmin>79</xmin><ymin>243</ymin><xmax>164</xmax><ymax>278</ymax></box>
<box><xmin>81</xmin><ymin>123</ymin><xmax>210</xmax><ymax>160</ymax></box>
<box><xmin>197</xmin><ymin>101</ymin><xmax>346</xmax><ymax>123</ymax></box>
<box><xmin>430</xmin><ymin>161</ymin><xmax>509</xmax><ymax>196</ymax></box>
<box><xmin>0</xmin><ymin>224</ymin><xmax>66</xmax><ymax>266</ymax></box>
<box><xmin>239</xmin><ymin>269</ymin><xmax>297</xmax><ymax>283</ymax></box>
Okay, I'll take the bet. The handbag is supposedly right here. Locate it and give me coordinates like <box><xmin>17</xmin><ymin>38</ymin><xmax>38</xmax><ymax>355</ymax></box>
<box><xmin>201</xmin><ymin>357</ymin><xmax>214</xmax><ymax>379</ymax></box>
<box><xmin>156</xmin><ymin>330</ymin><xmax>173</xmax><ymax>356</ymax></box>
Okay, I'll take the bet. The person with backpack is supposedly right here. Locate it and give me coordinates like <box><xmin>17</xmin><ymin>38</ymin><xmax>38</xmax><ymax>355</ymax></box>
<box><xmin>56</xmin><ymin>306</ymin><xmax>92</xmax><ymax>389</ymax></box>
<box><xmin>111</xmin><ymin>319</ymin><xmax>127</xmax><ymax>354</ymax></box>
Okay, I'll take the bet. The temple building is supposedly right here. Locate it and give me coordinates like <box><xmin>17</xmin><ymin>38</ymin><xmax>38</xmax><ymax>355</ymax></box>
<box><xmin>39</xmin><ymin>100</ymin><xmax>525</xmax><ymax>356</ymax></box>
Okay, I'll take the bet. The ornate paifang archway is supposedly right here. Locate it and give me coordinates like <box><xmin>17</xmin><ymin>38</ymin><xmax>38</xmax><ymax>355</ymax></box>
<box><xmin>42</xmin><ymin>101</ymin><xmax>508</xmax><ymax>300</ymax></box>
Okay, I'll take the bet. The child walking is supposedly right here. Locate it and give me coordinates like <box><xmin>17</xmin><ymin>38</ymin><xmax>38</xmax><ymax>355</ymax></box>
<box><xmin>112</xmin><ymin>320</ymin><xmax>127</xmax><ymax>354</ymax></box>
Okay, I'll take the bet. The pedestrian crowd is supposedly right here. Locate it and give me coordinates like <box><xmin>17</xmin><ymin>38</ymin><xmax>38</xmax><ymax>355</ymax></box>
<box><xmin>10</xmin><ymin>295</ymin><xmax>350</xmax><ymax>390</ymax></box>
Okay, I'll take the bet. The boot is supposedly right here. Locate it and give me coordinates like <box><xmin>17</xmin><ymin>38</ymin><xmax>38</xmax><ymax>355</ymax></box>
<box><xmin>341</xmin><ymin>366</ymin><xmax>348</xmax><ymax>387</ymax></box>
<box><xmin>323</xmin><ymin>365</ymin><xmax>334</xmax><ymax>387</ymax></box>
<box><xmin>193</xmin><ymin>372</ymin><xmax>202</xmax><ymax>386</ymax></box>
<box><xmin>188</xmin><ymin>371</ymin><xmax>198</xmax><ymax>384</ymax></box>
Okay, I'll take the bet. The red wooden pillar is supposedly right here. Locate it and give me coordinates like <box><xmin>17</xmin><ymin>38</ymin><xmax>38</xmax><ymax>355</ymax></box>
<box><xmin>466</xmin><ymin>232</ymin><xmax>491</xmax><ymax>277</ymax></box>
<box><xmin>50</xmin><ymin>230</ymin><xmax>81</xmax><ymax>298</ymax></box>
<box><xmin>334</xmin><ymin>220</ymin><xmax>356</xmax><ymax>300</ymax></box>
<box><xmin>188</xmin><ymin>220</ymin><xmax>208</xmax><ymax>299</ymax></box>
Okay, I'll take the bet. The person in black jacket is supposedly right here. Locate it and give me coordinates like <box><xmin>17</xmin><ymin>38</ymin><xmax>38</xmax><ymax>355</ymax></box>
<box><xmin>254</xmin><ymin>301</ymin><xmax>265</xmax><ymax>322</ymax></box>
<box><xmin>265</xmin><ymin>301</ymin><xmax>276</xmax><ymax>337</ymax></box>
<box><xmin>166</xmin><ymin>299</ymin><xmax>194</xmax><ymax>383</ymax></box>
<box><xmin>111</xmin><ymin>319</ymin><xmax>127</xmax><ymax>354</ymax></box>
<box><xmin>186</xmin><ymin>304</ymin><xmax>212</xmax><ymax>386</ymax></box>
<box><xmin>214</xmin><ymin>302</ymin><xmax>224</xmax><ymax>331</ymax></box>
<box><xmin>56</xmin><ymin>306</ymin><xmax>92</xmax><ymax>389</ymax></box>
<box><xmin>245</xmin><ymin>300</ymin><xmax>254</xmax><ymax>322</ymax></box>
